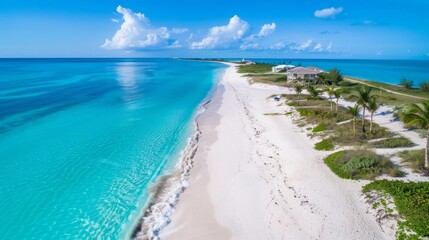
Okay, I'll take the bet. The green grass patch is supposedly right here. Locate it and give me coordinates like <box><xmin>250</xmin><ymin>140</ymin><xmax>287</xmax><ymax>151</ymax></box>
<box><xmin>363</xmin><ymin>180</ymin><xmax>429</xmax><ymax>239</ymax></box>
<box><xmin>315</xmin><ymin>139</ymin><xmax>335</xmax><ymax>151</ymax></box>
<box><xmin>324</xmin><ymin>150</ymin><xmax>403</xmax><ymax>180</ymax></box>
<box><xmin>371</xmin><ymin>137</ymin><xmax>415</xmax><ymax>148</ymax></box>
<box><xmin>313</xmin><ymin>122</ymin><xmax>328</xmax><ymax>133</ymax></box>
<box><xmin>237</xmin><ymin>63</ymin><xmax>273</xmax><ymax>73</ymax></box>
<box><xmin>330</xmin><ymin>120</ymin><xmax>394</xmax><ymax>146</ymax></box>
<box><xmin>296</xmin><ymin>107</ymin><xmax>352</xmax><ymax>123</ymax></box>
<box><xmin>263</xmin><ymin>113</ymin><xmax>284</xmax><ymax>116</ymax></box>
<box><xmin>398</xmin><ymin>149</ymin><xmax>425</xmax><ymax>173</ymax></box>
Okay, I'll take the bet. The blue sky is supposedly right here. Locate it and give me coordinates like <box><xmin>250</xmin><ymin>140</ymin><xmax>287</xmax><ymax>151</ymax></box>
<box><xmin>1</xmin><ymin>0</ymin><xmax>428</xmax><ymax>59</ymax></box>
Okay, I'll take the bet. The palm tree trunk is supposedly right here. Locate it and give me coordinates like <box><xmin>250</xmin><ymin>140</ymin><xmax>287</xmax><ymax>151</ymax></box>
<box><xmin>330</xmin><ymin>97</ymin><xmax>333</xmax><ymax>111</ymax></box>
<box><xmin>425</xmin><ymin>129</ymin><xmax>429</xmax><ymax>169</ymax></box>
<box><xmin>297</xmin><ymin>94</ymin><xmax>300</xmax><ymax>106</ymax></box>
<box><xmin>353</xmin><ymin>118</ymin><xmax>356</xmax><ymax>134</ymax></box>
<box><xmin>336</xmin><ymin>99</ymin><xmax>339</xmax><ymax>112</ymax></box>
<box><xmin>362</xmin><ymin>108</ymin><xmax>366</xmax><ymax>132</ymax></box>
<box><xmin>370</xmin><ymin>112</ymin><xmax>373</xmax><ymax>132</ymax></box>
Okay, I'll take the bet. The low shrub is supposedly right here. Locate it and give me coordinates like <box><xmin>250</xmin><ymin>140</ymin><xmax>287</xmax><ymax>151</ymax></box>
<box><xmin>398</xmin><ymin>149</ymin><xmax>425</xmax><ymax>173</ymax></box>
<box><xmin>363</xmin><ymin>180</ymin><xmax>429</xmax><ymax>239</ymax></box>
<box><xmin>420</xmin><ymin>81</ymin><xmax>429</xmax><ymax>92</ymax></box>
<box><xmin>296</xmin><ymin>108</ymin><xmax>352</xmax><ymax>123</ymax></box>
<box><xmin>371</xmin><ymin>137</ymin><xmax>414</xmax><ymax>148</ymax></box>
<box><xmin>315</xmin><ymin>139</ymin><xmax>335</xmax><ymax>151</ymax></box>
<box><xmin>287</xmin><ymin>101</ymin><xmax>298</xmax><ymax>107</ymax></box>
<box><xmin>330</xmin><ymin>120</ymin><xmax>394</xmax><ymax>146</ymax></box>
<box><xmin>313</xmin><ymin>122</ymin><xmax>328</xmax><ymax>133</ymax></box>
<box><xmin>324</xmin><ymin>150</ymin><xmax>402</xmax><ymax>180</ymax></box>
<box><xmin>400</xmin><ymin>78</ymin><xmax>414</xmax><ymax>89</ymax></box>
<box><xmin>237</xmin><ymin>63</ymin><xmax>273</xmax><ymax>73</ymax></box>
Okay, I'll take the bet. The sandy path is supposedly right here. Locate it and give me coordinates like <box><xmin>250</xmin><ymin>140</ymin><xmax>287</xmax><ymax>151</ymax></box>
<box><xmin>344</xmin><ymin>77</ymin><xmax>429</xmax><ymax>101</ymax></box>
<box><xmin>159</xmin><ymin>64</ymin><xmax>392</xmax><ymax>240</ymax></box>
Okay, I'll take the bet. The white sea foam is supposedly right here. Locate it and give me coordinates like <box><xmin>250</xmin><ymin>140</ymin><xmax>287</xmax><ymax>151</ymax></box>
<box><xmin>133</xmin><ymin>100</ymin><xmax>209</xmax><ymax>240</ymax></box>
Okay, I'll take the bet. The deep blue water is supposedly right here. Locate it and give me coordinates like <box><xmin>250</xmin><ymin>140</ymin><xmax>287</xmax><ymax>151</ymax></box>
<box><xmin>0</xmin><ymin>59</ymin><xmax>226</xmax><ymax>239</ymax></box>
<box><xmin>245</xmin><ymin>58</ymin><xmax>429</xmax><ymax>87</ymax></box>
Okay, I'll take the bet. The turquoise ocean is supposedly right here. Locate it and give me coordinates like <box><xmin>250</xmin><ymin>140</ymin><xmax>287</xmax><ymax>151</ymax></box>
<box><xmin>0</xmin><ymin>59</ymin><xmax>226</xmax><ymax>239</ymax></box>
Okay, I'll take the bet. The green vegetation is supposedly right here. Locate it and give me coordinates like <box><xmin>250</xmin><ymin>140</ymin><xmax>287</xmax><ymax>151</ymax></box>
<box><xmin>398</xmin><ymin>149</ymin><xmax>425</xmax><ymax>173</ymax></box>
<box><xmin>296</xmin><ymin>107</ymin><xmax>352</xmax><ymax>123</ymax></box>
<box><xmin>324</xmin><ymin>150</ymin><xmax>402</xmax><ymax>180</ymax></box>
<box><xmin>420</xmin><ymin>81</ymin><xmax>429</xmax><ymax>92</ymax></box>
<box><xmin>363</xmin><ymin>180</ymin><xmax>429</xmax><ymax>239</ymax></box>
<box><xmin>293</xmin><ymin>84</ymin><xmax>304</xmax><ymax>106</ymax></box>
<box><xmin>330</xmin><ymin>120</ymin><xmax>393</xmax><ymax>145</ymax></box>
<box><xmin>237</xmin><ymin>63</ymin><xmax>273</xmax><ymax>73</ymax></box>
<box><xmin>371</xmin><ymin>137</ymin><xmax>415</xmax><ymax>148</ymax></box>
<box><xmin>347</xmin><ymin>104</ymin><xmax>361</xmax><ymax>133</ymax></box>
<box><xmin>400</xmin><ymin>102</ymin><xmax>429</xmax><ymax>168</ymax></box>
<box><xmin>315</xmin><ymin>139</ymin><xmax>335</xmax><ymax>151</ymax></box>
<box><xmin>316</xmin><ymin>68</ymin><xmax>344</xmax><ymax>86</ymax></box>
<box><xmin>312</xmin><ymin>122</ymin><xmax>328</xmax><ymax>133</ymax></box>
<box><xmin>247</xmin><ymin>74</ymin><xmax>289</xmax><ymax>86</ymax></box>
<box><xmin>400</xmin><ymin>78</ymin><xmax>414</xmax><ymax>89</ymax></box>
<box><xmin>367</xmin><ymin>97</ymin><xmax>382</xmax><ymax>132</ymax></box>
<box><xmin>353</xmin><ymin>86</ymin><xmax>376</xmax><ymax>133</ymax></box>
<box><xmin>307</xmin><ymin>85</ymin><xmax>321</xmax><ymax>99</ymax></box>
<box><xmin>344</xmin><ymin>77</ymin><xmax>429</xmax><ymax>105</ymax></box>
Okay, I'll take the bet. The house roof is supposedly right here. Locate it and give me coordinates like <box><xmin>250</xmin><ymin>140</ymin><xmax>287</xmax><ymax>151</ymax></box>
<box><xmin>288</xmin><ymin>66</ymin><xmax>324</xmax><ymax>75</ymax></box>
<box><xmin>287</xmin><ymin>66</ymin><xmax>304</xmax><ymax>73</ymax></box>
<box><xmin>273</xmin><ymin>64</ymin><xmax>287</xmax><ymax>69</ymax></box>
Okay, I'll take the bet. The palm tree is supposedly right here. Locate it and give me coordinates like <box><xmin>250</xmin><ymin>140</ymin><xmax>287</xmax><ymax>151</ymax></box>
<box><xmin>315</xmin><ymin>73</ymin><xmax>328</xmax><ymax>86</ymax></box>
<box><xmin>367</xmin><ymin>97</ymin><xmax>381</xmax><ymax>132</ymax></box>
<box><xmin>307</xmin><ymin>85</ymin><xmax>320</xmax><ymax>99</ymax></box>
<box><xmin>353</xmin><ymin>87</ymin><xmax>375</xmax><ymax>132</ymax></box>
<box><xmin>327</xmin><ymin>68</ymin><xmax>344</xmax><ymax>85</ymax></box>
<box><xmin>294</xmin><ymin>84</ymin><xmax>304</xmax><ymax>106</ymax></box>
<box><xmin>347</xmin><ymin>104</ymin><xmax>361</xmax><ymax>134</ymax></box>
<box><xmin>325</xmin><ymin>87</ymin><xmax>336</xmax><ymax>111</ymax></box>
<box><xmin>400</xmin><ymin>102</ymin><xmax>429</xmax><ymax>169</ymax></box>
<box><xmin>333</xmin><ymin>88</ymin><xmax>342</xmax><ymax>112</ymax></box>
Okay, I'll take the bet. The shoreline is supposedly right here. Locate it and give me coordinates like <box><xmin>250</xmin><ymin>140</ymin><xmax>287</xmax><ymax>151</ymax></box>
<box><xmin>159</xmin><ymin>63</ymin><xmax>394</xmax><ymax>239</ymax></box>
<box><xmin>131</xmin><ymin>63</ymin><xmax>229</xmax><ymax>240</ymax></box>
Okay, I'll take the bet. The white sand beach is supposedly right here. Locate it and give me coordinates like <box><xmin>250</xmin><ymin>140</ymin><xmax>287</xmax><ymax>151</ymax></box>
<box><xmin>159</xmin><ymin>63</ymin><xmax>394</xmax><ymax>240</ymax></box>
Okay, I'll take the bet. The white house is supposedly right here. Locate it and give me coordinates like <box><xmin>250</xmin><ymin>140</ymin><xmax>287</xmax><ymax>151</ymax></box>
<box><xmin>287</xmin><ymin>66</ymin><xmax>324</xmax><ymax>81</ymax></box>
<box><xmin>272</xmin><ymin>64</ymin><xmax>295</xmax><ymax>73</ymax></box>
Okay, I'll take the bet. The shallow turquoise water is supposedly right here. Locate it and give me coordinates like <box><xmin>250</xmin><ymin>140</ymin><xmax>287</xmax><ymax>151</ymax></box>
<box><xmin>0</xmin><ymin>59</ymin><xmax>226</xmax><ymax>239</ymax></box>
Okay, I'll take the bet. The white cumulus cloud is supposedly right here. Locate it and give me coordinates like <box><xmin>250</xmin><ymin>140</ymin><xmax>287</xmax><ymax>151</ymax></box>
<box><xmin>258</xmin><ymin>23</ymin><xmax>276</xmax><ymax>37</ymax></box>
<box><xmin>314</xmin><ymin>7</ymin><xmax>343</xmax><ymax>18</ymax></box>
<box><xmin>327</xmin><ymin>42</ymin><xmax>333</xmax><ymax>51</ymax></box>
<box><xmin>291</xmin><ymin>40</ymin><xmax>313</xmax><ymax>51</ymax></box>
<box><xmin>102</xmin><ymin>6</ymin><xmax>181</xmax><ymax>50</ymax></box>
<box><xmin>191</xmin><ymin>15</ymin><xmax>249</xmax><ymax>49</ymax></box>
<box><xmin>313</xmin><ymin>43</ymin><xmax>323</xmax><ymax>52</ymax></box>
<box><xmin>240</xmin><ymin>42</ymin><xmax>259</xmax><ymax>50</ymax></box>
<box><xmin>270</xmin><ymin>42</ymin><xmax>286</xmax><ymax>50</ymax></box>
<box><xmin>171</xmin><ymin>28</ymin><xmax>189</xmax><ymax>34</ymax></box>
<box><xmin>290</xmin><ymin>40</ymin><xmax>332</xmax><ymax>53</ymax></box>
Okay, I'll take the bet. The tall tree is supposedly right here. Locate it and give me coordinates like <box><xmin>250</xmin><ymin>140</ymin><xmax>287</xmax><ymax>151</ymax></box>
<box><xmin>325</xmin><ymin>87</ymin><xmax>336</xmax><ymax>111</ymax></box>
<box><xmin>347</xmin><ymin>104</ymin><xmax>361</xmax><ymax>134</ymax></box>
<box><xmin>315</xmin><ymin>73</ymin><xmax>328</xmax><ymax>86</ymax></box>
<box><xmin>294</xmin><ymin>84</ymin><xmax>304</xmax><ymax>106</ymax></box>
<box><xmin>401</xmin><ymin>102</ymin><xmax>429</xmax><ymax>169</ymax></box>
<box><xmin>333</xmin><ymin>88</ymin><xmax>342</xmax><ymax>112</ymax></box>
<box><xmin>353</xmin><ymin>87</ymin><xmax>375</xmax><ymax>132</ymax></box>
<box><xmin>327</xmin><ymin>68</ymin><xmax>344</xmax><ymax>85</ymax></box>
<box><xmin>367</xmin><ymin>97</ymin><xmax>381</xmax><ymax>132</ymax></box>
<box><xmin>307</xmin><ymin>85</ymin><xmax>320</xmax><ymax>99</ymax></box>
